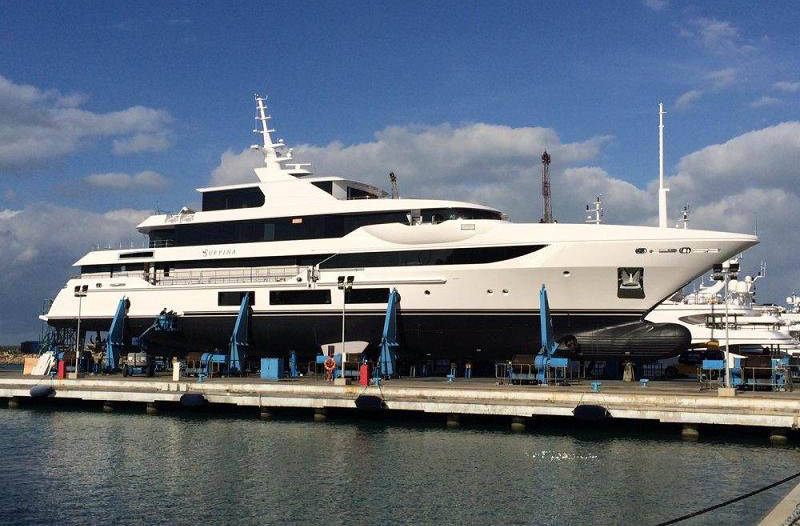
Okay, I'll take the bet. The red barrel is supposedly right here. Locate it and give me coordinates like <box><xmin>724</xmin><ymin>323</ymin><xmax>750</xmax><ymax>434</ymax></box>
<box><xmin>359</xmin><ymin>363</ymin><xmax>369</xmax><ymax>387</ymax></box>
<box><xmin>57</xmin><ymin>360</ymin><xmax>66</xmax><ymax>379</ymax></box>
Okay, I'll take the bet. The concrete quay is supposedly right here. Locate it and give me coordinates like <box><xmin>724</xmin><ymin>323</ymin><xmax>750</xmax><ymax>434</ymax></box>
<box><xmin>2</xmin><ymin>374</ymin><xmax>800</xmax><ymax>439</ymax></box>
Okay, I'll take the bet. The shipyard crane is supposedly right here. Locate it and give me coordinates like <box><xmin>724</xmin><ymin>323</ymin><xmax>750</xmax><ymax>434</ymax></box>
<box><xmin>540</xmin><ymin>151</ymin><xmax>553</xmax><ymax>223</ymax></box>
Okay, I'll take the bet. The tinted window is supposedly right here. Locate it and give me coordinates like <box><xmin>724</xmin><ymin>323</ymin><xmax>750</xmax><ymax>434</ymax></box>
<box><xmin>119</xmin><ymin>251</ymin><xmax>153</xmax><ymax>259</ymax></box>
<box><xmin>311</xmin><ymin>181</ymin><xmax>333</xmax><ymax>194</ymax></box>
<box><xmin>149</xmin><ymin>208</ymin><xmax>501</xmax><ymax>248</ymax></box>
<box><xmin>270</xmin><ymin>289</ymin><xmax>331</xmax><ymax>305</ymax></box>
<box><xmin>319</xmin><ymin>245</ymin><xmax>544</xmax><ymax>269</ymax></box>
<box><xmin>202</xmin><ymin>187</ymin><xmax>265</xmax><ymax>211</ymax></box>
<box><xmin>218</xmin><ymin>291</ymin><xmax>255</xmax><ymax>306</ymax></box>
<box><xmin>346</xmin><ymin>288</ymin><xmax>390</xmax><ymax>304</ymax></box>
<box><xmin>347</xmin><ymin>187</ymin><xmax>373</xmax><ymax>200</ymax></box>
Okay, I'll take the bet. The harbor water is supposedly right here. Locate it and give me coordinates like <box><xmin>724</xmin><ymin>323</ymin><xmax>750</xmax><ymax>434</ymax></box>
<box><xmin>1</xmin><ymin>407</ymin><xmax>797</xmax><ymax>525</ymax></box>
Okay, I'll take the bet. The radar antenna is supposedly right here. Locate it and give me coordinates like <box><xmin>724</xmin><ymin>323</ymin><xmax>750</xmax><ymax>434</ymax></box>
<box><xmin>389</xmin><ymin>171</ymin><xmax>399</xmax><ymax>199</ymax></box>
<box><xmin>541</xmin><ymin>151</ymin><xmax>553</xmax><ymax>223</ymax></box>
<box><xmin>585</xmin><ymin>195</ymin><xmax>603</xmax><ymax>225</ymax></box>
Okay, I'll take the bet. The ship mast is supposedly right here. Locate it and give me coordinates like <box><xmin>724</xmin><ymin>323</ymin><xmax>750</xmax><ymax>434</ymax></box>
<box><xmin>658</xmin><ymin>103</ymin><xmax>669</xmax><ymax>228</ymax></box>
<box><xmin>252</xmin><ymin>94</ymin><xmax>293</xmax><ymax>166</ymax></box>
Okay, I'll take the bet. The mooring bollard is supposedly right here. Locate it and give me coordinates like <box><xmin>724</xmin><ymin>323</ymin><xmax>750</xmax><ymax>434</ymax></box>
<box><xmin>446</xmin><ymin>413</ymin><xmax>460</xmax><ymax>427</ymax></box>
<box><xmin>260</xmin><ymin>408</ymin><xmax>273</xmax><ymax>420</ymax></box>
<box><xmin>102</xmin><ymin>402</ymin><xmax>115</xmax><ymax>413</ymax></box>
<box><xmin>510</xmin><ymin>416</ymin><xmax>526</xmax><ymax>432</ymax></box>
<box><xmin>769</xmin><ymin>428</ymin><xmax>789</xmax><ymax>445</ymax></box>
<box><xmin>313</xmin><ymin>408</ymin><xmax>327</xmax><ymax>422</ymax></box>
<box><xmin>7</xmin><ymin>397</ymin><xmax>21</xmax><ymax>409</ymax></box>
<box><xmin>146</xmin><ymin>402</ymin><xmax>159</xmax><ymax>416</ymax></box>
<box><xmin>681</xmin><ymin>424</ymin><xmax>700</xmax><ymax>440</ymax></box>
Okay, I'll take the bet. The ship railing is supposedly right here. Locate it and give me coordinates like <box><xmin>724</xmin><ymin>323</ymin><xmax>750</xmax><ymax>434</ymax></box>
<box><xmin>156</xmin><ymin>266</ymin><xmax>304</xmax><ymax>286</ymax></box>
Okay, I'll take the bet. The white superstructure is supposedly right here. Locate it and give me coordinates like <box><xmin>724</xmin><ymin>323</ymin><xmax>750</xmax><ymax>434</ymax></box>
<box><xmin>41</xmin><ymin>95</ymin><xmax>759</xmax><ymax>362</ymax></box>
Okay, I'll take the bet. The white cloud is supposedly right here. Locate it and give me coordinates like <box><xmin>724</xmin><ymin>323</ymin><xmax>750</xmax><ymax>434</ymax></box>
<box><xmin>210</xmin><ymin>122</ymin><xmax>614</xmax><ymax>223</ymax></box>
<box><xmin>681</xmin><ymin>18</ymin><xmax>755</xmax><ymax>55</ymax></box>
<box><xmin>0</xmin><ymin>208</ymin><xmax>20</xmax><ymax>219</ymax></box>
<box><xmin>0</xmin><ymin>204</ymin><xmax>150</xmax><ymax>343</ymax></box>
<box><xmin>667</xmin><ymin>122</ymin><xmax>800</xmax><ymax>197</ymax></box>
<box><xmin>84</xmin><ymin>170</ymin><xmax>168</xmax><ymax>189</ymax></box>
<box><xmin>0</xmin><ymin>75</ymin><xmax>173</xmax><ymax>170</ymax></box>
<box><xmin>675</xmin><ymin>89</ymin><xmax>702</xmax><ymax>108</ymax></box>
<box><xmin>706</xmin><ymin>68</ymin><xmax>737</xmax><ymax>89</ymax></box>
<box><xmin>750</xmin><ymin>96</ymin><xmax>780</xmax><ymax>108</ymax></box>
<box><xmin>774</xmin><ymin>81</ymin><xmax>800</xmax><ymax>93</ymax></box>
<box><xmin>112</xmin><ymin>131</ymin><xmax>172</xmax><ymax>154</ymax></box>
<box><xmin>209</xmin><ymin>148</ymin><xmax>264</xmax><ymax>186</ymax></box>
<box><xmin>644</xmin><ymin>0</ymin><xmax>668</xmax><ymax>10</ymax></box>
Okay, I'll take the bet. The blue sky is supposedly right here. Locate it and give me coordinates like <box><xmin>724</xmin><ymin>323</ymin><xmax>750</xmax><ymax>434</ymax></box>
<box><xmin>1</xmin><ymin>1</ymin><xmax>799</xmax><ymax>342</ymax></box>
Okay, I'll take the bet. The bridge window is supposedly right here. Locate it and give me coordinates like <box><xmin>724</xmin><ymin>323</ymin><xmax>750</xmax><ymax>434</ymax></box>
<box><xmin>202</xmin><ymin>187</ymin><xmax>265</xmax><ymax>211</ymax></box>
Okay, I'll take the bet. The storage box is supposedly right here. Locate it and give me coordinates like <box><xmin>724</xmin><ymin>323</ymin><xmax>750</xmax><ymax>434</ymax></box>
<box><xmin>260</xmin><ymin>358</ymin><xmax>284</xmax><ymax>380</ymax></box>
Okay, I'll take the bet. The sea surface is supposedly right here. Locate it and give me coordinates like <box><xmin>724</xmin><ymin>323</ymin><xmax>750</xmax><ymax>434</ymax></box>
<box><xmin>1</xmin><ymin>405</ymin><xmax>798</xmax><ymax>526</ymax></box>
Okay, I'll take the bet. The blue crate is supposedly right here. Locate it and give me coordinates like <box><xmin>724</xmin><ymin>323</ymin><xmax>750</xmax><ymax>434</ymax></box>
<box><xmin>261</xmin><ymin>358</ymin><xmax>285</xmax><ymax>380</ymax></box>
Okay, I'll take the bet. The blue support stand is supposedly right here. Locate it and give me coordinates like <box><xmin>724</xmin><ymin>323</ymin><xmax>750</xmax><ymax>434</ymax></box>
<box><xmin>105</xmin><ymin>297</ymin><xmax>130</xmax><ymax>372</ymax></box>
<box><xmin>289</xmin><ymin>351</ymin><xmax>298</xmax><ymax>377</ymax></box>
<box><xmin>375</xmin><ymin>288</ymin><xmax>400</xmax><ymax>379</ymax></box>
<box><xmin>228</xmin><ymin>294</ymin><xmax>252</xmax><ymax>376</ymax></box>
<box><xmin>534</xmin><ymin>284</ymin><xmax>569</xmax><ymax>383</ymax></box>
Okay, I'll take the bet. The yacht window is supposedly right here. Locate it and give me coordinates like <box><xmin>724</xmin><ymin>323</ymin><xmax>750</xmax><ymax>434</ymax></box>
<box><xmin>156</xmin><ymin>208</ymin><xmax>499</xmax><ymax>247</ymax></box>
<box><xmin>202</xmin><ymin>187</ymin><xmax>265</xmax><ymax>211</ymax></box>
<box><xmin>311</xmin><ymin>181</ymin><xmax>333</xmax><ymax>195</ymax></box>
<box><xmin>218</xmin><ymin>291</ymin><xmax>255</xmax><ymax>306</ymax></box>
<box><xmin>119</xmin><ymin>251</ymin><xmax>153</xmax><ymax>259</ymax></box>
<box><xmin>270</xmin><ymin>289</ymin><xmax>331</xmax><ymax>305</ymax></box>
<box><xmin>345</xmin><ymin>288</ymin><xmax>391</xmax><ymax>304</ymax></box>
<box><xmin>347</xmin><ymin>187</ymin><xmax>373</xmax><ymax>200</ymax></box>
<box><xmin>320</xmin><ymin>245</ymin><xmax>544</xmax><ymax>269</ymax></box>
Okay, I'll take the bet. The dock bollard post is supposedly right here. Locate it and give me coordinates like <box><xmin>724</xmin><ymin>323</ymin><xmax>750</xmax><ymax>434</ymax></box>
<box><xmin>510</xmin><ymin>416</ymin><xmax>527</xmax><ymax>432</ymax></box>
<box><xmin>146</xmin><ymin>402</ymin><xmax>159</xmax><ymax>416</ymax></box>
<box><xmin>259</xmin><ymin>408</ymin><xmax>273</xmax><ymax>420</ymax></box>
<box><xmin>769</xmin><ymin>428</ymin><xmax>789</xmax><ymax>445</ymax></box>
<box><xmin>7</xmin><ymin>397</ymin><xmax>21</xmax><ymax>409</ymax></box>
<box><xmin>313</xmin><ymin>408</ymin><xmax>327</xmax><ymax>422</ymax></box>
<box><xmin>446</xmin><ymin>414</ymin><xmax>460</xmax><ymax>427</ymax></box>
<box><xmin>102</xmin><ymin>402</ymin><xmax>115</xmax><ymax>413</ymax></box>
<box><xmin>681</xmin><ymin>424</ymin><xmax>700</xmax><ymax>440</ymax></box>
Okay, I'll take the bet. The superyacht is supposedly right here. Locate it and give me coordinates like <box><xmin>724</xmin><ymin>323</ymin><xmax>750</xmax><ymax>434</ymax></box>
<box><xmin>41</xmin><ymin>96</ymin><xmax>759</xmax><ymax>363</ymax></box>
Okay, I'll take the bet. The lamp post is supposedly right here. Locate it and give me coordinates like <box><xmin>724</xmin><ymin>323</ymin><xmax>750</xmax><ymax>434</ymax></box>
<box><xmin>73</xmin><ymin>284</ymin><xmax>88</xmax><ymax>379</ymax></box>
<box><xmin>712</xmin><ymin>259</ymin><xmax>739</xmax><ymax>388</ymax></box>
<box><xmin>337</xmin><ymin>275</ymin><xmax>354</xmax><ymax>380</ymax></box>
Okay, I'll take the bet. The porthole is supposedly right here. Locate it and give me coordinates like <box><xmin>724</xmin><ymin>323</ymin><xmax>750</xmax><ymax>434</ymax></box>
<box><xmin>96</xmin><ymin>283</ymin><xmax>102</xmax><ymax>288</ymax></box>
<box><xmin>487</xmin><ymin>289</ymin><xmax>493</xmax><ymax>294</ymax></box>
<box><xmin>562</xmin><ymin>271</ymin><xmax>571</xmax><ymax>277</ymax></box>
<box><xmin>424</xmin><ymin>290</ymin><xmax>431</xmax><ymax>295</ymax></box>
<box><xmin>635</xmin><ymin>248</ymin><xmax>647</xmax><ymax>254</ymax></box>
<box><xmin>502</xmin><ymin>289</ymin><xmax>509</xmax><ymax>294</ymax></box>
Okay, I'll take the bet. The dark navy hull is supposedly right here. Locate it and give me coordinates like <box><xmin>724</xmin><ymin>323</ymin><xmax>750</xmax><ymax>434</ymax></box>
<box><xmin>55</xmin><ymin>310</ymin><xmax>690</xmax><ymax>362</ymax></box>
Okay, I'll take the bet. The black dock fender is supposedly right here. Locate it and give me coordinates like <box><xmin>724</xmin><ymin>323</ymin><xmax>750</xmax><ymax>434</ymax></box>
<box><xmin>573</xmin><ymin>404</ymin><xmax>611</xmax><ymax>422</ymax></box>
<box><xmin>180</xmin><ymin>392</ymin><xmax>207</xmax><ymax>407</ymax></box>
<box><xmin>29</xmin><ymin>385</ymin><xmax>55</xmax><ymax>398</ymax></box>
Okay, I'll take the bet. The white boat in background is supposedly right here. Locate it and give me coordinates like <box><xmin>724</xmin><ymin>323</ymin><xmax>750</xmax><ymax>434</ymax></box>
<box><xmin>647</xmin><ymin>263</ymin><xmax>800</xmax><ymax>355</ymax></box>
